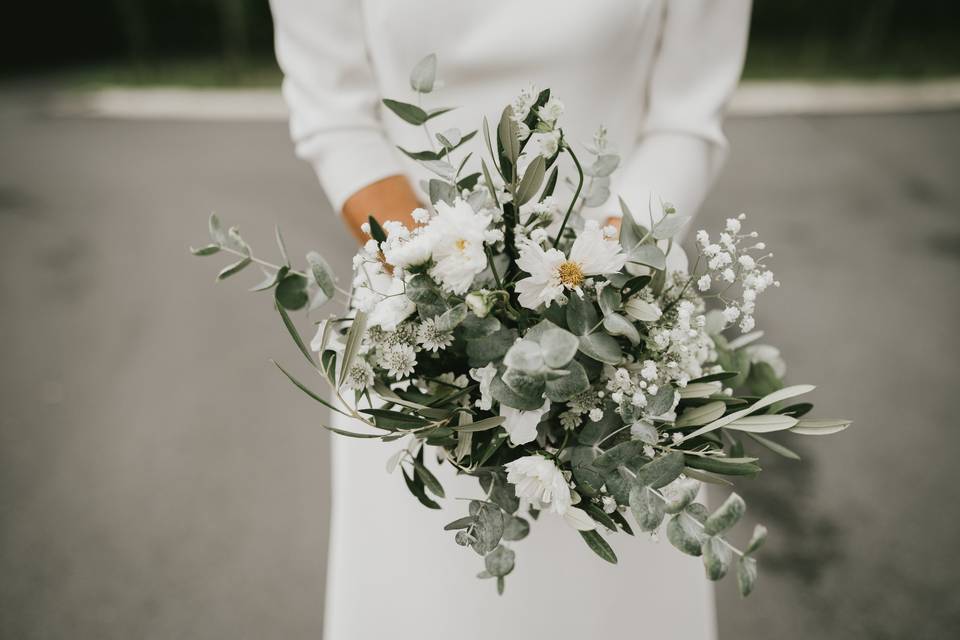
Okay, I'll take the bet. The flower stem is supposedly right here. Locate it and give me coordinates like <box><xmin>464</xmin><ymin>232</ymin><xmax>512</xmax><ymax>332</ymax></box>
<box><xmin>553</xmin><ymin>139</ymin><xmax>584</xmax><ymax>248</ymax></box>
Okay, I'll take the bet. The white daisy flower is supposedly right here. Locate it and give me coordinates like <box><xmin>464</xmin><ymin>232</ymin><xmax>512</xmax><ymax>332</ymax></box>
<box><xmin>514</xmin><ymin>220</ymin><xmax>627</xmax><ymax>310</ymax></box>
<box><xmin>427</xmin><ymin>199</ymin><xmax>493</xmax><ymax>295</ymax></box>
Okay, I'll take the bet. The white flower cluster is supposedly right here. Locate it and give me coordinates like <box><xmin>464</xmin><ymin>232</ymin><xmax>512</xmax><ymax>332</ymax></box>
<box><xmin>694</xmin><ymin>214</ymin><xmax>779</xmax><ymax>333</ymax></box>
<box><xmin>377</xmin><ymin>198</ymin><xmax>502</xmax><ymax>295</ymax></box>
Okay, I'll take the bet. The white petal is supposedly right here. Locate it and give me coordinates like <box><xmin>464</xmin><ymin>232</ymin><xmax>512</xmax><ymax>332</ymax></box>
<box><xmin>563</xmin><ymin>507</ymin><xmax>597</xmax><ymax>531</ymax></box>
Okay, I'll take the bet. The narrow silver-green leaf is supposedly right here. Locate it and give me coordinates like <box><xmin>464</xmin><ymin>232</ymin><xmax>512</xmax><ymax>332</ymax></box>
<box><xmin>271</xmin><ymin>360</ymin><xmax>348</xmax><ymax>417</ymax></box>
<box><xmin>579</xmin><ymin>529</ymin><xmax>618</xmax><ymax>564</ymax></box>
<box><xmin>216</xmin><ymin>256</ymin><xmax>251</xmax><ymax>280</ymax></box>
<box><xmin>514</xmin><ymin>155</ymin><xmax>546</xmax><ymax>205</ymax></box>
<box><xmin>276</xmin><ymin>301</ymin><xmax>315</xmax><ymax>368</ymax></box>
<box><xmin>338</xmin><ymin>311</ymin><xmax>368</xmax><ymax>386</ymax></box>
<box><xmin>275</xmin><ymin>225</ymin><xmax>290</xmax><ymax>266</ymax></box>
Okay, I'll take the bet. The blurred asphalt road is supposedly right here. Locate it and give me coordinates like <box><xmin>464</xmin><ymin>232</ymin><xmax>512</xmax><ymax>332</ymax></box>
<box><xmin>1</xmin><ymin>87</ymin><xmax>959</xmax><ymax>639</ymax></box>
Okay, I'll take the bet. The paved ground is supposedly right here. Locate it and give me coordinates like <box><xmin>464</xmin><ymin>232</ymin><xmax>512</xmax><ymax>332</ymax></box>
<box><xmin>1</xmin><ymin>87</ymin><xmax>959</xmax><ymax>639</ymax></box>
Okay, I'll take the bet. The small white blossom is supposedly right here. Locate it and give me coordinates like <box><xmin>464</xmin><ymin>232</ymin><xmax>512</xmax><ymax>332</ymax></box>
<box><xmin>697</xmin><ymin>274</ymin><xmax>711</xmax><ymax>291</ymax></box>
<box><xmin>504</xmin><ymin>454</ymin><xmax>573</xmax><ymax>515</ymax></box>
<box><xmin>416</xmin><ymin>317</ymin><xmax>453</xmax><ymax>352</ymax></box>
<box><xmin>469</xmin><ymin>364</ymin><xmax>497</xmax><ymax>411</ymax></box>
<box><xmin>500</xmin><ymin>399</ymin><xmax>551</xmax><ymax>446</ymax></box>
<box><xmin>377</xmin><ymin>343</ymin><xmax>417</xmax><ymax>379</ymax></box>
<box><xmin>588</xmin><ymin>407</ymin><xmax>604</xmax><ymax>422</ymax></box>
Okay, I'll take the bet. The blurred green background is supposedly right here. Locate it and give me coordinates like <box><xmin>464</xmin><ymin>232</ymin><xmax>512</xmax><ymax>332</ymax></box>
<box><xmin>6</xmin><ymin>0</ymin><xmax>959</xmax><ymax>87</ymax></box>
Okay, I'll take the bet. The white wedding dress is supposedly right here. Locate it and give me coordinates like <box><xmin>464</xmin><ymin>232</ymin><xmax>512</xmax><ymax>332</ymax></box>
<box><xmin>268</xmin><ymin>1</ymin><xmax>751</xmax><ymax>637</ymax></box>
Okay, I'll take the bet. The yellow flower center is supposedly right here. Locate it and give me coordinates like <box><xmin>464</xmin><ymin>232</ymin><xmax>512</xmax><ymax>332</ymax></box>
<box><xmin>455</xmin><ymin>238</ymin><xmax>469</xmax><ymax>252</ymax></box>
<box><xmin>557</xmin><ymin>260</ymin><xmax>585</xmax><ymax>287</ymax></box>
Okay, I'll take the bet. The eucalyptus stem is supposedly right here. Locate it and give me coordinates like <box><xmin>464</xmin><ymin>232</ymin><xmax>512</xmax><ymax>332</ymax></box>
<box><xmin>553</xmin><ymin>141</ymin><xmax>585</xmax><ymax>248</ymax></box>
<box><xmin>485</xmin><ymin>245</ymin><xmax>504</xmax><ymax>290</ymax></box>
<box><xmin>221</xmin><ymin>246</ymin><xmax>304</xmax><ymax>278</ymax></box>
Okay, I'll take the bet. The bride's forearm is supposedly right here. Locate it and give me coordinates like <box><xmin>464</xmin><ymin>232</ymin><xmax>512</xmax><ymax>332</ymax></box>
<box><xmin>342</xmin><ymin>175</ymin><xmax>422</xmax><ymax>243</ymax></box>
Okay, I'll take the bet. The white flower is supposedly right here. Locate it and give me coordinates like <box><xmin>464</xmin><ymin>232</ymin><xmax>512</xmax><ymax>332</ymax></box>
<box><xmin>537</xmin><ymin>96</ymin><xmax>565</xmax><ymax>124</ymax></box>
<box><xmin>383</xmin><ymin>231</ymin><xmax>434</xmax><ymax>269</ymax></box>
<box><xmin>514</xmin><ymin>220</ymin><xmax>626</xmax><ymax>310</ymax></box>
<box><xmin>697</xmin><ymin>274</ymin><xmax>712</xmax><ymax>291</ymax></box>
<box><xmin>427</xmin><ymin>199</ymin><xmax>493</xmax><ymax>294</ymax></box>
<box><xmin>469</xmin><ymin>364</ymin><xmax>497</xmax><ymax>411</ymax></box>
<box><xmin>745</xmin><ymin>344</ymin><xmax>786</xmax><ymax>378</ymax></box>
<box><xmin>365</xmin><ymin>275</ymin><xmax>416</xmax><ymax>331</ymax></box>
<box><xmin>725</xmin><ymin>217</ymin><xmax>742</xmax><ymax>234</ymax></box>
<box><xmin>529</xmin><ymin>130</ymin><xmax>561</xmax><ymax>158</ymax></box>
<box><xmin>588</xmin><ymin>407</ymin><xmax>604</xmax><ymax>422</ymax></box>
<box><xmin>499</xmin><ymin>399</ymin><xmax>551</xmax><ymax>446</ymax></box>
<box><xmin>722</xmin><ymin>306</ymin><xmax>741</xmax><ymax>323</ymax></box>
<box><xmin>377</xmin><ymin>343</ymin><xmax>417</xmax><ymax>379</ymax></box>
<box><xmin>624</xmin><ymin>297</ymin><xmax>662</xmax><ymax>322</ymax></box>
<box><xmin>504</xmin><ymin>454</ymin><xmax>573</xmax><ymax>515</ymax></box>
<box><xmin>343</xmin><ymin>359</ymin><xmax>375</xmax><ymax>391</ymax></box>
<box><xmin>416</xmin><ymin>317</ymin><xmax>453</xmax><ymax>352</ymax></box>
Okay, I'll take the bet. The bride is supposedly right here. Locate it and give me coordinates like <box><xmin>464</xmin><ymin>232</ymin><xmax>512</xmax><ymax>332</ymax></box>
<box><xmin>267</xmin><ymin>1</ymin><xmax>751</xmax><ymax>637</ymax></box>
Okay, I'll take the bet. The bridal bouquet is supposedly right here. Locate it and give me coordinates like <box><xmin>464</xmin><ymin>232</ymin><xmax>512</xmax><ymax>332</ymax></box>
<box><xmin>191</xmin><ymin>55</ymin><xmax>850</xmax><ymax>596</ymax></box>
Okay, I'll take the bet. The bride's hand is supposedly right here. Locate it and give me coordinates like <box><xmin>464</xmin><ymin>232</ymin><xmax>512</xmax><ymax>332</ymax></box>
<box><xmin>342</xmin><ymin>175</ymin><xmax>422</xmax><ymax>244</ymax></box>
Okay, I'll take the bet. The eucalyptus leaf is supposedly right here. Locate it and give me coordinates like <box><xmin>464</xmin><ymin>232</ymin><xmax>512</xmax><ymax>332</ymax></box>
<box><xmin>190</xmin><ymin>244</ymin><xmax>220</xmax><ymax>256</ymax></box>
<box><xmin>539</xmin><ymin>327</ymin><xmax>579</xmax><ymax>368</ymax></box>
<box><xmin>216</xmin><ymin>256</ymin><xmax>251</xmax><ymax>280</ymax></box>
<box><xmin>627</xmin><ymin>244</ymin><xmax>666</xmax><ymax>270</ymax></box>
<box><xmin>544</xmin><ymin>360</ymin><xmax>589</xmax><ymax>402</ymax></box>
<box><xmin>652</xmin><ymin>213</ymin><xmax>691</xmax><ymax>240</ymax></box>
<box><xmin>409</xmin><ymin>53</ymin><xmax>437</xmax><ymax>93</ymax></box>
<box><xmin>666</xmin><ymin>504</ymin><xmax>708</xmax><ymax>556</ymax></box>
<box><xmin>471</xmin><ymin>502</ymin><xmax>505</xmax><ymax>555</ymax></box>
<box><xmin>484</xmin><ymin>545</ymin><xmax>515</xmax><ymax>577</ymax></box>
<box><xmin>208</xmin><ymin>213</ymin><xmax>226</xmax><ymax>244</ymax></box>
<box><xmin>634</xmin><ymin>451</ymin><xmax>685</xmax><ymax>489</ymax></box>
<box><xmin>702</xmin><ymin>536</ymin><xmax>732</xmax><ymax>580</ymax></box>
<box><xmin>382</xmin><ymin>98</ymin><xmax>428</xmax><ymax>125</ymax></box>
<box><xmin>602</xmin><ymin>313</ymin><xmax>640</xmax><ymax>344</ymax></box>
<box><xmin>737</xmin><ymin>556</ymin><xmax>758</xmax><ymax>597</ymax></box>
<box><xmin>502</xmin><ymin>516</ymin><xmax>530</xmax><ymax>541</ymax></box>
<box><xmin>306</xmin><ymin>251</ymin><xmax>336</xmax><ymax>299</ymax></box>
<box><xmin>746</xmin><ymin>524</ymin><xmax>768</xmax><ymax>554</ymax></box>
<box><xmin>578</xmin><ymin>332</ymin><xmax>623</xmax><ymax>365</ymax></box>
<box><xmin>703</xmin><ymin>492</ymin><xmax>745</xmax><ymax>535</ymax></box>
<box><xmin>275</xmin><ymin>273</ymin><xmax>309</xmax><ymax>310</ymax></box>
<box><xmin>629</xmin><ymin>484</ymin><xmax>665</xmax><ymax>531</ymax></box>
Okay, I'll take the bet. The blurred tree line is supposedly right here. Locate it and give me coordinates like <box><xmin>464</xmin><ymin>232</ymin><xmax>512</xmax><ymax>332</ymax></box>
<box><xmin>5</xmin><ymin>0</ymin><xmax>959</xmax><ymax>79</ymax></box>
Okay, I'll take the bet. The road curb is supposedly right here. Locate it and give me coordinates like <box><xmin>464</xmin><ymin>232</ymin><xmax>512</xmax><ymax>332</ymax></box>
<box><xmin>49</xmin><ymin>79</ymin><xmax>960</xmax><ymax>121</ymax></box>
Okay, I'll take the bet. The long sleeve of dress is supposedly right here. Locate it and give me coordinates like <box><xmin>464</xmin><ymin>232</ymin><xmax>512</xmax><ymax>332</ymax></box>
<box><xmin>269</xmin><ymin>0</ymin><xmax>405</xmax><ymax>214</ymax></box>
<box><xmin>610</xmin><ymin>1</ymin><xmax>751</xmax><ymax>225</ymax></box>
